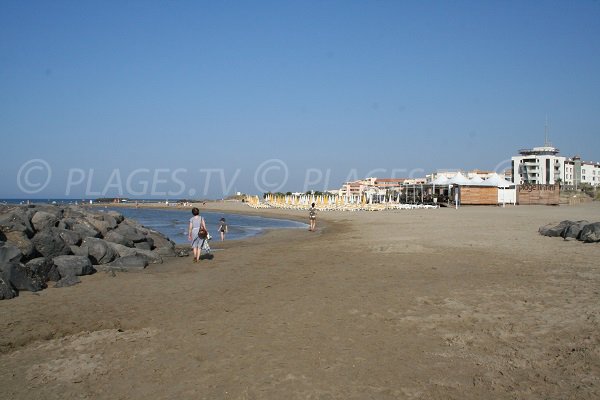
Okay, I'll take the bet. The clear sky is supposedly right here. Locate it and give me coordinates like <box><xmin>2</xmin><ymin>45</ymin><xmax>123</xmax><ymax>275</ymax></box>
<box><xmin>1</xmin><ymin>0</ymin><xmax>599</xmax><ymax>199</ymax></box>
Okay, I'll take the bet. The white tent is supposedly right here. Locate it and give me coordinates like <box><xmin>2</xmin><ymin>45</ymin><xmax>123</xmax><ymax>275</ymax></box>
<box><xmin>469</xmin><ymin>175</ymin><xmax>484</xmax><ymax>184</ymax></box>
<box><xmin>448</xmin><ymin>172</ymin><xmax>472</xmax><ymax>185</ymax></box>
<box><xmin>431</xmin><ymin>175</ymin><xmax>449</xmax><ymax>185</ymax></box>
<box><xmin>482</xmin><ymin>173</ymin><xmax>512</xmax><ymax>188</ymax></box>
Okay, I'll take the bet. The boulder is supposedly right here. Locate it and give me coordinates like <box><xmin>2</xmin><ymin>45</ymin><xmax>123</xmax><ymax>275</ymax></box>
<box><xmin>84</xmin><ymin>216</ymin><xmax>111</xmax><ymax>235</ymax></box>
<box><xmin>107</xmin><ymin>242</ymin><xmax>137</xmax><ymax>258</ymax></box>
<box><xmin>134</xmin><ymin>241</ymin><xmax>152</xmax><ymax>251</ymax></box>
<box><xmin>539</xmin><ymin>221</ymin><xmax>577</xmax><ymax>237</ymax></box>
<box><xmin>0</xmin><ymin>261</ymin><xmax>46</xmax><ymax>292</ymax></box>
<box><xmin>560</xmin><ymin>220</ymin><xmax>589</xmax><ymax>240</ymax></box>
<box><xmin>100</xmin><ymin>214</ymin><xmax>118</xmax><ymax>230</ymax></box>
<box><xmin>3</xmin><ymin>231</ymin><xmax>35</xmax><ymax>259</ymax></box>
<box><xmin>31</xmin><ymin>229</ymin><xmax>71</xmax><ymax>258</ymax></box>
<box><xmin>53</xmin><ymin>255</ymin><xmax>94</xmax><ymax>277</ymax></box>
<box><xmin>114</xmin><ymin>224</ymin><xmax>146</xmax><ymax>243</ymax></box>
<box><xmin>579</xmin><ymin>222</ymin><xmax>600</xmax><ymax>243</ymax></box>
<box><xmin>0</xmin><ymin>209</ymin><xmax>34</xmax><ymax>237</ymax></box>
<box><xmin>0</xmin><ymin>277</ymin><xmax>16</xmax><ymax>300</ymax></box>
<box><xmin>31</xmin><ymin>211</ymin><xmax>59</xmax><ymax>231</ymax></box>
<box><xmin>57</xmin><ymin>217</ymin><xmax>76</xmax><ymax>230</ymax></box>
<box><xmin>71</xmin><ymin>221</ymin><xmax>101</xmax><ymax>238</ymax></box>
<box><xmin>103</xmin><ymin>230</ymin><xmax>134</xmax><ymax>247</ymax></box>
<box><xmin>62</xmin><ymin>207</ymin><xmax>85</xmax><ymax>219</ymax></box>
<box><xmin>54</xmin><ymin>275</ymin><xmax>81</xmax><ymax>288</ymax></box>
<box><xmin>54</xmin><ymin>228</ymin><xmax>82</xmax><ymax>246</ymax></box>
<box><xmin>105</xmin><ymin>211</ymin><xmax>124</xmax><ymax>224</ymax></box>
<box><xmin>135</xmin><ymin>249</ymin><xmax>163</xmax><ymax>264</ymax></box>
<box><xmin>155</xmin><ymin>246</ymin><xmax>177</xmax><ymax>257</ymax></box>
<box><xmin>107</xmin><ymin>254</ymin><xmax>148</xmax><ymax>270</ymax></box>
<box><xmin>145</xmin><ymin>230</ymin><xmax>175</xmax><ymax>250</ymax></box>
<box><xmin>26</xmin><ymin>257</ymin><xmax>60</xmax><ymax>282</ymax></box>
<box><xmin>81</xmin><ymin>237</ymin><xmax>117</xmax><ymax>264</ymax></box>
<box><xmin>70</xmin><ymin>245</ymin><xmax>89</xmax><ymax>257</ymax></box>
<box><xmin>0</xmin><ymin>241</ymin><xmax>22</xmax><ymax>264</ymax></box>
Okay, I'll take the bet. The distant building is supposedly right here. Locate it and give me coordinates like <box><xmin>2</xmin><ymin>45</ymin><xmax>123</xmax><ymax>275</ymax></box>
<box><xmin>511</xmin><ymin>147</ymin><xmax>600</xmax><ymax>187</ymax></box>
<box><xmin>511</xmin><ymin>146</ymin><xmax>565</xmax><ymax>185</ymax></box>
<box><xmin>426</xmin><ymin>169</ymin><xmax>504</xmax><ymax>182</ymax></box>
<box><xmin>338</xmin><ymin>177</ymin><xmax>412</xmax><ymax>197</ymax></box>
<box><xmin>564</xmin><ymin>156</ymin><xmax>600</xmax><ymax>187</ymax></box>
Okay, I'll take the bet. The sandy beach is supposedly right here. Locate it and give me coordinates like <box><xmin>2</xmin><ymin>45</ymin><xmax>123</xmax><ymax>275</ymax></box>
<box><xmin>1</xmin><ymin>202</ymin><xmax>599</xmax><ymax>399</ymax></box>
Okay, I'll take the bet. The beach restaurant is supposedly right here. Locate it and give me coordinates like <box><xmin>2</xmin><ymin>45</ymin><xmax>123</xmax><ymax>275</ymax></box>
<box><xmin>428</xmin><ymin>172</ymin><xmax>516</xmax><ymax>206</ymax></box>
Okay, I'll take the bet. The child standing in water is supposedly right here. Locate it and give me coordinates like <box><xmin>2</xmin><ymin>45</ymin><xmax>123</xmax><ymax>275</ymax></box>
<box><xmin>218</xmin><ymin>217</ymin><xmax>228</xmax><ymax>241</ymax></box>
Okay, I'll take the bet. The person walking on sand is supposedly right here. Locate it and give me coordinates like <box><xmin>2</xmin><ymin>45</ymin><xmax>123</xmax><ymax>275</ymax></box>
<box><xmin>218</xmin><ymin>217</ymin><xmax>228</xmax><ymax>241</ymax></box>
<box><xmin>188</xmin><ymin>207</ymin><xmax>207</xmax><ymax>263</ymax></box>
<box><xmin>309</xmin><ymin>202</ymin><xmax>317</xmax><ymax>231</ymax></box>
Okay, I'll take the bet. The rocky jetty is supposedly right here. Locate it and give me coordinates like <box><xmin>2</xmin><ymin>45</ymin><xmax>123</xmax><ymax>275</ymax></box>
<box><xmin>539</xmin><ymin>220</ymin><xmax>600</xmax><ymax>243</ymax></box>
<box><xmin>0</xmin><ymin>204</ymin><xmax>183</xmax><ymax>300</ymax></box>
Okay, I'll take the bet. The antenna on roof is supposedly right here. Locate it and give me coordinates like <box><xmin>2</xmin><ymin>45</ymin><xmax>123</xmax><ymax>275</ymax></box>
<box><xmin>544</xmin><ymin>115</ymin><xmax>551</xmax><ymax>147</ymax></box>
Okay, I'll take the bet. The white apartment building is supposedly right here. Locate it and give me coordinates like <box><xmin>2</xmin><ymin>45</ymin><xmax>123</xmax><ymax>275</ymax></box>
<box><xmin>511</xmin><ymin>146</ymin><xmax>565</xmax><ymax>185</ymax></box>
<box><xmin>564</xmin><ymin>156</ymin><xmax>600</xmax><ymax>187</ymax></box>
<box><xmin>512</xmin><ymin>147</ymin><xmax>600</xmax><ymax>187</ymax></box>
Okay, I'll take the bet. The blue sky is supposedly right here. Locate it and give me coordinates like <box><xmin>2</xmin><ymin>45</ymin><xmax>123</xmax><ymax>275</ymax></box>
<box><xmin>1</xmin><ymin>0</ymin><xmax>599</xmax><ymax>198</ymax></box>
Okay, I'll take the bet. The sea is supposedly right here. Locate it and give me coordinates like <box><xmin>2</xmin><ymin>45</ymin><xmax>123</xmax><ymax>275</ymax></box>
<box><xmin>0</xmin><ymin>199</ymin><xmax>307</xmax><ymax>244</ymax></box>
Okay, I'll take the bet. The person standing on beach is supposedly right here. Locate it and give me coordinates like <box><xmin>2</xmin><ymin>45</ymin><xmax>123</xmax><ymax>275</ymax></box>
<box><xmin>218</xmin><ymin>217</ymin><xmax>228</xmax><ymax>241</ymax></box>
<box><xmin>309</xmin><ymin>202</ymin><xmax>317</xmax><ymax>231</ymax></box>
<box><xmin>188</xmin><ymin>207</ymin><xmax>207</xmax><ymax>263</ymax></box>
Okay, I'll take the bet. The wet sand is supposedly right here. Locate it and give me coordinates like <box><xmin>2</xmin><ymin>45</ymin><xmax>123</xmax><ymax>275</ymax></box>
<box><xmin>1</xmin><ymin>202</ymin><xmax>600</xmax><ymax>399</ymax></box>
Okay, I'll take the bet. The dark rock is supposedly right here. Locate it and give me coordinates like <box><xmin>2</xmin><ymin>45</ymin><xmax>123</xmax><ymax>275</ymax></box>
<box><xmin>54</xmin><ymin>275</ymin><xmax>81</xmax><ymax>288</ymax></box>
<box><xmin>155</xmin><ymin>246</ymin><xmax>178</xmax><ymax>257</ymax></box>
<box><xmin>53</xmin><ymin>255</ymin><xmax>94</xmax><ymax>277</ymax></box>
<box><xmin>0</xmin><ymin>277</ymin><xmax>16</xmax><ymax>300</ymax></box>
<box><xmin>579</xmin><ymin>222</ymin><xmax>600</xmax><ymax>243</ymax></box>
<box><xmin>71</xmin><ymin>221</ymin><xmax>101</xmax><ymax>238</ymax></box>
<box><xmin>0</xmin><ymin>231</ymin><xmax>6</xmax><ymax>241</ymax></box>
<box><xmin>176</xmin><ymin>248</ymin><xmax>190</xmax><ymax>257</ymax></box>
<box><xmin>31</xmin><ymin>229</ymin><xmax>71</xmax><ymax>258</ymax></box>
<box><xmin>54</xmin><ymin>228</ymin><xmax>82</xmax><ymax>246</ymax></box>
<box><xmin>107</xmin><ymin>254</ymin><xmax>148</xmax><ymax>270</ymax></box>
<box><xmin>105</xmin><ymin>211</ymin><xmax>124</xmax><ymax>224</ymax></box>
<box><xmin>62</xmin><ymin>207</ymin><xmax>85</xmax><ymax>219</ymax></box>
<box><xmin>70</xmin><ymin>245</ymin><xmax>89</xmax><ymax>257</ymax></box>
<box><xmin>0</xmin><ymin>241</ymin><xmax>22</xmax><ymax>264</ymax></box>
<box><xmin>145</xmin><ymin>230</ymin><xmax>175</xmax><ymax>249</ymax></box>
<box><xmin>132</xmin><ymin>249</ymin><xmax>163</xmax><ymax>264</ymax></box>
<box><xmin>85</xmin><ymin>216</ymin><xmax>111</xmax><ymax>235</ymax></box>
<box><xmin>114</xmin><ymin>224</ymin><xmax>146</xmax><ymax>243</ymax></box>
<box><xmin>100</xmin><ymin>214</ymin><xmax>118</xmax><ymax>230</ymax></box>
<box><xmin>81</xmin><ymin>237</ymin><xmax>117</xmax><ymax>264</ymax></box>
<box><xmin>0</xmin><ymin>262</ymin><xmax>46</xmax><ymax>292</ymax></box>
<box><xmin>103</xmin><ymin>230</ymin><xmax>134</xmax><ymax>247</ymax></box>
<box><xmin>106</xmin><ymin>242</ymin><xmax>137</xmax><ymax>258</ymax></box>
<box><xmin>539</xmin><ymin>221</ymin><xmax>577</xmax><ymax>237</ymax></box>
<box><xmin>27</xmin><ymin>257</ymin><xmax>60</xmax><ymax>282</ymax></box>
<box><xmin>4</xmin><ymin>231</ymin><xmax>35</xmax><ymax>258</ymax></box>
<box><xmin>134</xmin><ymin>241</ymin><xmax>152</xmax><ymax>251</ymax></box>
<box><xmin>560</xmin><ymin>220</ymin><xmax>589</xmax><ymax>240</ymax></box>
<box><xmin>31</xmin><ymin>211</ymin><xmax>59</xmax><ymax>231</ymax></box>
<box><xmin>58</xmin><ymin>217</ymin><xmax>76</xmax><ymax>230</ymax></box>
<box><xmin>0</xmin><ymin>209</ymin><xmax>34</xmax><ymax>237</ymax></box>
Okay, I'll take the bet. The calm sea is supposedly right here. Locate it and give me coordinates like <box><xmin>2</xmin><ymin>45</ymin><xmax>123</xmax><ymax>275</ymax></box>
<box><xmin>0</xmin><ymin>199</ymin><xmax>306</xmax><ymax>244</ymax></box>
<box><xmin>103</xmin><ymin>208</ymin><xmax>306</xmax><ymax>244</ymax></box>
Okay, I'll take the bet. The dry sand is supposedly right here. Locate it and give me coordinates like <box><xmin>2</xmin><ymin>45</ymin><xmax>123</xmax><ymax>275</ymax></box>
<box><xmin>1</xmin><ymin>202</ymin><xmax>599</xmax><ymax>399</ymax></box>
